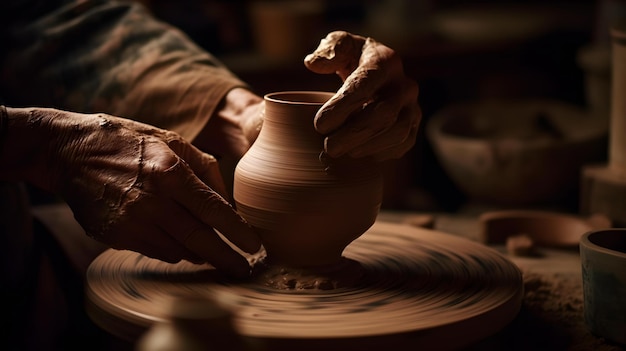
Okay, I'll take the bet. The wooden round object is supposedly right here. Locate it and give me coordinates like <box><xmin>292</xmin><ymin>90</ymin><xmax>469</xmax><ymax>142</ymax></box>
<box><xmin>85</xmin><ymin>221</ymin><xmax>523</xmax><ymax>350</ymax></box>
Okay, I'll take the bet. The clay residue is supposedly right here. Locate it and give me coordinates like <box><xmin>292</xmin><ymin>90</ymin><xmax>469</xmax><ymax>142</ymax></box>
<box><xmin>250</xmin><ymin>256</ymin><xmax>364</xmax><ymax>291</ymax></box>
<box><xmin>490</xmin><ymin>270</ymin><xmax>624</xmax><ymax>351</ymax></box>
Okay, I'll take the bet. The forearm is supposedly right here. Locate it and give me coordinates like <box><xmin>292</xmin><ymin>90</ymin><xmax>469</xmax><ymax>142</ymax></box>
<box><xmin>1</xmin><ymin>0</ymin><xmax>247</xmax><ymax>142</ymax></box>
<box><xmin>193</xmin><ymin>88</ymin><xmax>263</xmax><ymax>159</ymax></box>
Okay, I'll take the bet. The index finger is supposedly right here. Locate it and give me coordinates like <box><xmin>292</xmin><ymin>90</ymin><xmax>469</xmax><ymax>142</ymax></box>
<box><xmin>164</xmin><ymin>132</ymin><xmax>230</xmax><ymax>200</ymax></box>
<box><xmin>160</xmin><ymin>156</ymin><xmax>262</xmax><ymax>255</ymax></box>
<box><xmin>306</xmin><ymin>35</ymin><xmax>400</xmax><ymax>134</ymax></box>
<box><xmin>159</xmin><ymin>134</ymin><xmax>262</xmax><ymax>253</ymax></box>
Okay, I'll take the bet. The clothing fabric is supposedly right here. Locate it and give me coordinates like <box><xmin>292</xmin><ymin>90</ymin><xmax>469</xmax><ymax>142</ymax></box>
<box><xmin>0</xmin><ymin>1</ymin><xmax>248</xmax><ymax>349</ymax></box>
<box><xmin>1</xmin><ymin>0</ymin><xmax>246</xmax><ymax>141</ymax></box>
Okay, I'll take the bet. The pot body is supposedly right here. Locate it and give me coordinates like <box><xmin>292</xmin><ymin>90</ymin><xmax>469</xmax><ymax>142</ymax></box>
<box><xmin>234</xmin><ymin>91</ymin><xmax>383</xmax><ymax>267</ymax></box>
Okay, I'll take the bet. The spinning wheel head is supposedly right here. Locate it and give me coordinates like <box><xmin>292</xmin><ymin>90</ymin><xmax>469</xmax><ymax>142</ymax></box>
<box><xmin>86</xmin><ymin>221</ymin><xmax>523</xmax><ymax>350</ymax></box>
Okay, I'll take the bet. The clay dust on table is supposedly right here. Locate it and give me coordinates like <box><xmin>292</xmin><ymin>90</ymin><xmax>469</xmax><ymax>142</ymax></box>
<box><xmin>495</xmin><ymin>270</ymin><xmax>623</xmax><ymax>351</ymax></box>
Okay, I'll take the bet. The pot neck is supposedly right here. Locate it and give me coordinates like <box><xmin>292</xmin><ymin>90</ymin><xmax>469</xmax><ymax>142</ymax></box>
<box><xmin>258</xmin><ymin>99</ymin><xmax>325</xmax><ymax>150</ymax></box>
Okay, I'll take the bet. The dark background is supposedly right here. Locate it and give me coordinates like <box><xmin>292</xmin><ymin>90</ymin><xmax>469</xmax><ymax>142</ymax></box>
<box><xmin>137</xmin><ymin>0</ymin><xmax>612</xmax><ymax>213</ymax></box>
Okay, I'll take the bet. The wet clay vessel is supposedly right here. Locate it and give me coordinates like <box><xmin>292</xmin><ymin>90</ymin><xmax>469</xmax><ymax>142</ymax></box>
<box><xmin>233</xmin><ymin>91</ymin><xmax>384</xmax><ymax>268</ymax></box>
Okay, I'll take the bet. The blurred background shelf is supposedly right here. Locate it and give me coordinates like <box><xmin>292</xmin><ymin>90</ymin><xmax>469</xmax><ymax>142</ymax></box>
<box><xmin>136</xmin><ymin>0</ymin><xmax>606</xmax><ymax>214</ymax></box>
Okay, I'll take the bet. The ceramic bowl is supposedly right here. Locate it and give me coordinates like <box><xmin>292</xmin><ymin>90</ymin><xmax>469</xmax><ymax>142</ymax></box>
<box><xmin>580</xmin><ymin>229</ymin><xmax>626</xmax><ymax>345</ymax></box>
<box><xmin>479</xmin><ymin>210</ymin><xmax>611</xmax><ymax>248</ymax></box>
<box><xmin>426</xmin><ymin>99</ymin><xmax>607</xmax><ymax>205</ymax></box>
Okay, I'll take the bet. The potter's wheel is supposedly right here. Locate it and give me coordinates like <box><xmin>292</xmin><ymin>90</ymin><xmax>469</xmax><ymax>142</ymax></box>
<box><xmin>85</xmin><ymin>221</ymin><xmax>523</xmax><ymax>350</ymax></box>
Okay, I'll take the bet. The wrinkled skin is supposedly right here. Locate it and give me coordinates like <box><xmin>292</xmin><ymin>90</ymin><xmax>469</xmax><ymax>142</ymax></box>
<box><xmin>2</xmin><ymin>30</ymin><xmax>421</xmax><ymax>279</ymax></box>
<box><xmin>304</xmin><ymin>31</ymin><xmax>421</xmax><ymax>161</ymax></box>
<box><xmin>13</xmin><ymin>108</ymin><xmax>261</xmax><ymax>278</ymax></box>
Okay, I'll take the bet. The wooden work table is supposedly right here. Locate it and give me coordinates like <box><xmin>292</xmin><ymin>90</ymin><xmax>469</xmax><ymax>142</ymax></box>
<box><xmin>378</xmin><ymin>210</ymin><xmax>622</xmax><ymax>351</ymax></box>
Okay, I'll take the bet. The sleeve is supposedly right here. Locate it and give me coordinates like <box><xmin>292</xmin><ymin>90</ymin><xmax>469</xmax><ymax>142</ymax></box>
<box><xmin>0</xmin><ymin>0</ymin><xmax>248</xmax><ymax>141</ymax></box>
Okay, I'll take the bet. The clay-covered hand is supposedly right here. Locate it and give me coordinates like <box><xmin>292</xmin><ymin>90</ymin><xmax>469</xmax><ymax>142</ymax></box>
<box><xmin>304</xmin><ymin>31</ymin><xmax>421</xmax><ymax>161</ymax></box>
<box><xmin>20</xmin><ymin>108</ymin><xmax>262</xmax><ymax>277</ymax></box>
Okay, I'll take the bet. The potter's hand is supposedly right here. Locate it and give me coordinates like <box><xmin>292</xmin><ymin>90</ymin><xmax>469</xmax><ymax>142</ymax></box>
<box><xmin>5</xmin><ymin>108</ymin><xmax>261</xmax><ymax>277</ymax></box>
<box><xmin>304</xmin><ymin>31</ymin><xmax>421</xmax><ymax>161</ymax></box>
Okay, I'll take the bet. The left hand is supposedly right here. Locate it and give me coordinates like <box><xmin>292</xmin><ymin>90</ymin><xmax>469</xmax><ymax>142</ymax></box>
<box><xmin>13</xmin><ymin>108</ymin><xmax>262</xmax><ymax>277</ymax></box>
<box><xmin>304</xmin><ymin>31</ymin><xmax>421</xmax><ymax>161</ymax></box>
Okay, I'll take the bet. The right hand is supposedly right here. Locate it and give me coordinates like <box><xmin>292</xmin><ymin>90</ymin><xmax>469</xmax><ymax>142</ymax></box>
<box><xmin>304</xmin><ymin>31</ymin><xmax>421</xmax><ymax>161</ymax></box>
<box><xmin>12</xmin><ymin>108</ymin><xmax>262</xmax><ymax>277</ymax></box>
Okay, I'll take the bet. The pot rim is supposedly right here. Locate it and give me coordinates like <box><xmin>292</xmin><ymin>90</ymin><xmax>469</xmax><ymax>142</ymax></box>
<box><xmin>265</xmin><ymin>91</ymin><xmax>334</xmax><ymax>105</ymax></box>
<box><xmin>580</xmin><ymin>229</ymin><xmax>626</xmax><ymax>258</ymax></box>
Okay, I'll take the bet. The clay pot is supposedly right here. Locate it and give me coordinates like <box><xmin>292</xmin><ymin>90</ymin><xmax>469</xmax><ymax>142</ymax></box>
<box><xmin>233</xmin><ymin>91</ymin><xmax>384</xmax><ymax>268</ymax></box>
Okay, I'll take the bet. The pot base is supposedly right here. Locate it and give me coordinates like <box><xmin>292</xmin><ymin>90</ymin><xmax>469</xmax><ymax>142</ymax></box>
<box><xmin>250</xmin><ymin>256</ymin><xmax>364</xmax><ymax>291</ymax></box>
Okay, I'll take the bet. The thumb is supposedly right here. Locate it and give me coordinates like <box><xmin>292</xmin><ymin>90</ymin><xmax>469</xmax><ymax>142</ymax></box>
<box><xmin>304</xmin><ymin>31</ymin><xmax>366</xmax><ymax>81</ymax></box>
